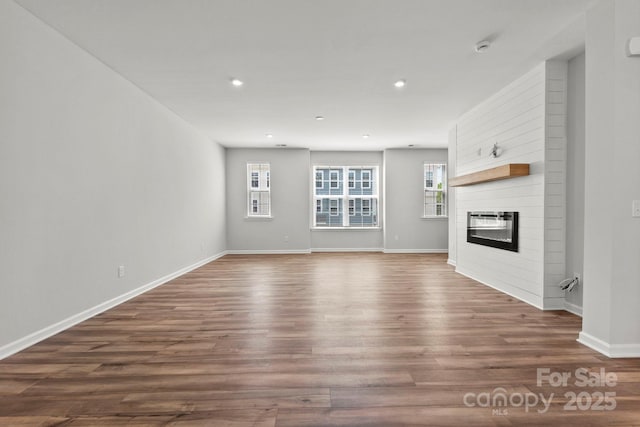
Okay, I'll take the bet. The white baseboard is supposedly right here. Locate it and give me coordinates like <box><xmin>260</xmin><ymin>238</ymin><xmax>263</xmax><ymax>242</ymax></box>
<box><xmin>455</xmin><ymin>267</ymin><xmax>544</xmax><ymax>310</ymax></box>
<box><xmin>226</xmin><ymin>249</ymin><xmax>311</xmax><ymax>255</ymax></box>
<box><xmin>563</xmin><ymin>301</ymin><xmax>583</xmax><ymax>317</ymax></box>
<box><xmin>0</xmin><ymin>251</ymin><xmax>227</xmax><ymax>360</ymax></box>
<box><xmin>577</xmin><ymin>331</ymin><xmax>640</xmax><ymax>358</ymax></box>
<box><xmin>311</xmin><ymin>248</ymin><xmax>383</xmax><ymax>253</ymax></box>
<box><xmin>542</xmin><ymin>297</ymin><xmax>566</xmax><ymax>311</ymax></box>
<box><xmin>447</xmin><ymin>258</ymin><xmax>456</xmax><ymax>267</ymax></box>
<box><xmin>382</xmin><ymin>249</ymin><xmax>448</xmax><ymax>254</ymax></box>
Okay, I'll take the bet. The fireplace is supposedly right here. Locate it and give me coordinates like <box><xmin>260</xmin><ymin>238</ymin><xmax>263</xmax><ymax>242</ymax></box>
<box><xmin>467</xmin><ymin>211</ymin><xmax>519</xmax><ymax>252</ymax></box>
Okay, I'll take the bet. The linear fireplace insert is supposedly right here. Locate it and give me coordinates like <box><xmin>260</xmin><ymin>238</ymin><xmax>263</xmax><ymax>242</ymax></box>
<box><xmin>467</xmin><ymin>211</ymin><xmax>518</xmax><ymax>252</ymax></box>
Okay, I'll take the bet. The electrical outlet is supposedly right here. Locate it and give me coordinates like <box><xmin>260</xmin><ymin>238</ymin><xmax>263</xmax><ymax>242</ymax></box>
<box><xmin>394</xmin><ymin>234</ymin><xmax>399</xmax><ymax>241</ymax></box>
<box><xmin>118</xmin><ymin>265</ymin><xmax>125</xmax><ymax>278</ymax></box>
<box><xmin>284</xmin><ymin>235</ymin><xmax>289</xmax><ymax>242</ymax></box>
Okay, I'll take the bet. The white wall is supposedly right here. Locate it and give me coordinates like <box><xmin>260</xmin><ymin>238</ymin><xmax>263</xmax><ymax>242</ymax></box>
<box><xmin>453</xmin><ymin>61</ymin><xmax>568</xmax><ymax>309</ymax></box>
<box><xmin>543</xmin><ymin>61</ymin><xmax>569</xmax><ymax>309</ymax></box>
<box><xmin>310</xmin><ymin>151</ymin><xmax>384</xmax><ymax>251</ymax></box>
<box><xmin>226</xmin><ymin>148</ymin><xmax>311</xmax><ymax>252</ymax></box>
<box><xmin>384</xmin><ymin>149</ymin><xmax>448</xmax><ymax>252</ymax></box>
<box><xmin>565</xmin><ymin>52</ymin><xmax>586</xmax><ymax>314</ymax></box>
<box><xmin>580</xmin><ymin>0</ymin><xmax>640</xmax><ymax>357</ymax></box>
<box><xmin>0</xmin><ymin>1</ymin><xmax>227</xmax><ymax>356</ymax></box>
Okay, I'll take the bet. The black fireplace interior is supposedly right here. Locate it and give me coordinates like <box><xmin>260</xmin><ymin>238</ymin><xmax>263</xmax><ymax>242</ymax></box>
<box><xmin>467</xmin><ymin>211</ymin><xmax>518</xmax><ymax>252</ymax></box>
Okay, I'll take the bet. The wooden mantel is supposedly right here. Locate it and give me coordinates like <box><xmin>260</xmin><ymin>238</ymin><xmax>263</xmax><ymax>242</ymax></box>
<box><xmin>449</xmin><ymin>163</ymin><xmax>529</xmax><ymax>187</ymax></box>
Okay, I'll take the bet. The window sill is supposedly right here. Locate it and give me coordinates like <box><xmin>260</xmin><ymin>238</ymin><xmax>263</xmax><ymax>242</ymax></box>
<box><xmin>245</xmin><ymin>216</ymin><xmax>273</xmax><ymax>221</ymax></box>
<box><xmin>421</xmin><ymin>216</ymin><xmax>448</xmax><ymax>220</ymax></box>
<box><xmin>311</xmin><ymin>227</ymin><xmax>382</xmax><ymax>231</ymax></box>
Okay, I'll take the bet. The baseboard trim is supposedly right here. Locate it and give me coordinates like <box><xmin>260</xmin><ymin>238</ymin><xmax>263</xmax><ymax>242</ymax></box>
<box><xmin>0</xmin><ymin>251</ymin><xmax>227</xmax><ymax>360</ymax></box>
<box><xmin>447</xmin><ymin>258</ymin><xmax>456</xmax><ymax>267</ymax></box>
<box><xmin>577</xmin><ymin>332</ymin><xmax>611</xmax><ymax>357</ymax></box>
<box><xmin>311</xmin><ymin>248</ymin><xmax>383</xmax><ymax>253</ymax></box>
<box><xmin>455</xmin><ymin>267</ymin><xmax>544</xmax><ymax>310</ymax></box>
<box><xmin>577</xmin><ymin>332</ymin><xmax>640</xmax><ymax>358</ymax></box>
<box><xmin>564</xmin><ymin>301</ymin><xmax>583</xmax><ymax>317</ymax></box>
<box><xmin>226</xmin><ymin>249</ymin><xmax>311</xmax><ymax>255</ymax></box>
<box><xmin>542</xmin><ymin>297</ymin><xmax>566</xmax><ymax>311</ymax></box>
<box><xmin>382</xmin><ymin>249</ymin><xmax>448</xmax><ymax>254</ymax></box>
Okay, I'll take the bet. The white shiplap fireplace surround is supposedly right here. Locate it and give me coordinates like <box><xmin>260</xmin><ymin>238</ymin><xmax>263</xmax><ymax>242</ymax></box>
<box><xmin>449</xmin><ymin>61</ymin><xmax>568</xmax><ymax>311</ymax></box>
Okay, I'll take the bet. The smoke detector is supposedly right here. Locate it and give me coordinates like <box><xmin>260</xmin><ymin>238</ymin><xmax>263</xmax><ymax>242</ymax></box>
<box><xmin>474</xmin><ymin>40</ymin><xmax>491</xmax><ymax>53</ymax></box>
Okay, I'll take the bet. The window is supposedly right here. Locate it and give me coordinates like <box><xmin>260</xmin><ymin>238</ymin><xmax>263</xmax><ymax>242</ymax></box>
<box><xmin>348</xmin><ymin>171</ymin><xmax>355</xmax><ymax>189</ymax></box>
<box><xmin>330</xmin><ymin>199</ymin><xmax>339</xmax><ymax>216</ymax></box>
<box><xmin>361</xmin><ymin>170</ymin><xmax>371</xmax><ymax>189</ymax></box>
<box><xmin>362</xmin><ymin>199</ymin><xmax>371</xmax><ymax>216</ymax></box>
<box><xmin>247</xmin><ymin>163</ymin><xmax>271</xmax><ymax>217</ymax></box>
<box><xmin>315</xmin><ymin>171</ymin><xmax>323</xmax><ymax>189</ymax></box>
<box><xmin>330</xmin><ymin>171</ymin><xmax>339</xmax><ymax>188</ymax></box>
<box><xmin>425</xmin><ymin>171</ymin><xmax>433</xmax><ymax>188</ymax></box>
<box><xmin>313</xmin><ymin>166</ymin><xmax>379</xmax><ymax>228</ymax></box>
<box><xmin>424</xmin><ymin>163</ymin><xmax>447</xmax><ymax>217</ymax></box>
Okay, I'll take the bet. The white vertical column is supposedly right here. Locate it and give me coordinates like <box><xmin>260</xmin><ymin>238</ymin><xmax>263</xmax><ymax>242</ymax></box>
<box><xmin>580</xmin><ymin>0</ymin><xmax>640</xmax><ymax>357</ymax></box>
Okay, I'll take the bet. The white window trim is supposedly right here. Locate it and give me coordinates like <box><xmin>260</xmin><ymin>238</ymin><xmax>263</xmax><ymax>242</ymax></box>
<box><xmin>348</xmin><ymin>170</ymin><xmax>355</xmax><ymax>189</ymax></box>
<box><xmin>329</xmin><ymin>170</ymin><xmax>339</xmax><ymax>188</ymax></box>
<box><xmin>423</xmin><ymin>162</ymin><xmax>447</xmax><ymax>218</ymax></box>
<box><xmin>361</xmin><ymin>170</ymin><xmax>371</xmax><ymax>189</ymax></box>
<box><xmin>329</xmin><ymin>198</ymin><xmax>339</xmax><ymax>216</ymax></box>
<box><xmin>361</xmin><ymin>199</ymin><xmax>371</xmax><ymax>216</ymax></box>
<box><xmin>247</xmin><ymin>162</ymin><xmax>272</xmax><ymax>218</ymax></box>
<box><xmin>315</xmin><ymin>171</ymin><xmax>323</xmax><ymax>189</ymax></box>
<box><xmin>312</xmin><ymin>165</ymin><xmax>380</xmax><ymax>229</ymax></box>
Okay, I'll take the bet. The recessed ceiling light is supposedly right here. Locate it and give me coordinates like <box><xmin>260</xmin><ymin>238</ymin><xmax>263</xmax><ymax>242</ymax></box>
<box><xmin>394</xmin><ymin>79</ymin><xmax>406</xmax><ymax>88</ymax></box>
<box><xmin>230</xmin><ymin>78</ymin><xmax>244</xmax><ymax>87</ymax></box>
<box><xmin>315</xmin><ymin>116</ymin><xmax>325</xmax><ymax>121</ymax></box>
<box><xmin>265</xmin><ymin>134</ymin><xmax>273</xmax><ymax>138</ymax></box>
<box><xmin>362</xmin><ymin>134</ymin><xmax>370</xmax><ymax>139</ymax></box>
<box><xmin>474</xmin><ymin>40</ymin><xmax>491</xmax><ymax>53</ymax></box>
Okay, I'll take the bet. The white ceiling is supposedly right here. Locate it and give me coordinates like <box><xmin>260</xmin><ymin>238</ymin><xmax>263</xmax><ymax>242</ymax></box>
<box><xmin>16</xmin><ymin>0</ymin><xmax>592</xmax><ymax>150</ymax></box>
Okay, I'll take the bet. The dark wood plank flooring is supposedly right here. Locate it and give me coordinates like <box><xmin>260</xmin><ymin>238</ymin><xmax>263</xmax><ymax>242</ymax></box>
<box><xmin>1</xmin><ymin>253</ymin><xmax>639</xmax><ymax>426</ymax></box>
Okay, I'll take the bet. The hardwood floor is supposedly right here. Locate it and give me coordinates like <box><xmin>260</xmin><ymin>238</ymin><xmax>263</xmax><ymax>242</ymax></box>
<box><xmin>1</xmin><ymin>253</ymin><xmax>639</xmax><ymax>426</ymax></box>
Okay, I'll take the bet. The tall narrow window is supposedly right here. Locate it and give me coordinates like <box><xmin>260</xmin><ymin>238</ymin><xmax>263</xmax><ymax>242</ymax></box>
<box><xmin>424</xmin><ymin>163</ymin><xmax>447</xmax><ymax>217</ymax></box>
<box><xmin>330</xmin><ymin>199</ymin><xmax>339</xmax><ymax>216</ymax></box>
<box><xmin>330</xmin><ymin>171</ymin><xmax>339</xmax><ymax>189</ymax></box>
<box><xmin>361</xmin><ymin>170</ymin><xmax>371</xmax><ymax>189</ymax></box>
<box><xmin>362</xmin><ymin>199</ymin><xmax>371</xmax><ymax>216</ymax></box>
<box><xmin>313</xmin><ymin>166</ymin><xmax>379</xmax><ymax>228</ymax></box>
<box><xmin>247</xmin><ymin>163</ymin><xmax>271</xmax><ymax>217</ymax></box>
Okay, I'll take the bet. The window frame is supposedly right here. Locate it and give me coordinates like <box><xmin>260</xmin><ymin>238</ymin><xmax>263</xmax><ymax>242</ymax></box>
<box><xmin>329</xmin><ymin>199</ymin><xmax>339</xmax><ymax>216</ymax></box>
<box><xmin>312</xmin><ymin>165</ymin><xmax>380</xmax><ymax>229</ymax></box>
<box><xmin>315</xmin><ymin>171</ymin><xmax>323</xmax><ymax>189</ymax></box>
<box><xmin>329</xmin><ymin>170</ymin><xmax>339</xmax><ymax>189</ymax></box>
<box><xmin>247</xmin><ymin>162</ymin><xmax>272</xmax><ymax>218</ymax></box>
<box><xmin>361</xmin><ymin>199</ymin><xmax>371</xmax><ymax>216</ymax></box>
<box><xmin>423</xmin><ymin>162</ymin><xmax>447</xmax><ymax>218</ymax></box>
<box><xmin>361</xmin><ymin>170</ymin><xmax>371</xmax><ymax>189</ymax></box>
